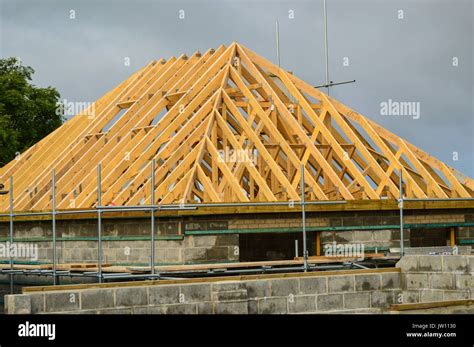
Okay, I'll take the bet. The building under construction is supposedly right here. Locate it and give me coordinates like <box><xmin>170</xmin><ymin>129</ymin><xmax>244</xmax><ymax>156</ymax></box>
<box><xmin>1</xmin><ymin>43</ymin><xmax>473</xmax><ymax>314</ymax></box>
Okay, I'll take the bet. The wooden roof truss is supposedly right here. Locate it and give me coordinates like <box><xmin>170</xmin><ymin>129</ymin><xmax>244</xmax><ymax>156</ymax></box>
<box><xmin>0</xmin><ymin>43</ymin><xmax>472</xmax><ymax>211</ymax></box>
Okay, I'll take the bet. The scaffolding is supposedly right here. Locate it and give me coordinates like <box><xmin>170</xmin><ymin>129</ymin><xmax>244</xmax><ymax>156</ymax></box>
<box><xmin>1</xmin><ymin>163</ymin><xmax>348</xmax><ymax>290</ymax></box>
<box><xmin>1</xmin><ymin>162</ymin><xmax>472</xmax><ymax>294</ymax></box>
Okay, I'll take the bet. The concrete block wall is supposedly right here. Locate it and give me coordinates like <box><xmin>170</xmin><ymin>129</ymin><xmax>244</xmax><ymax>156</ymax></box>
<box><xmin>227</xmin><ymin>210</ymin><xmax>472</xmax><ymax>252</ymax></box>
<box><xmin>396</xmin><ymin>255</ymin><xmax>474</xmax><ymax>303</ymax></box>
<box><xmin>0</xmin><ymin>219</ymin><xmax>181</xmax><ymax>238</ymax></box>
<box><xmin>320</xmin><ymin>229</ymin><xmax>409</xmax><ymax>250</ymax></box>
<box><xmin>227</xmin><ymin>211</ymin><xmax>468</xmax><ymax>231</ymax></box>
<box><xmin>230</xmin><ymin>215</ymin><xmax>409</xmax><ymax>252</ymax></box>
<box><xmin>5</xmin><ymin>255</ymin><xmax>473</xmax><ymax>314</ymax></box>
<box><xmin>0</xmin><ymin>234</ymin><xmax>239</xmax><ymax>265</ymax></box>
<box><xmin>4</xmin><ymin>270</ymin><xmax>401</xmax><ymax>314</ymax></box>
<box><xmin>457</xmin><ymin>226</ymin><xmax>474</xmax><ymax>245</ymax></box>
<box><xmin>229</xmin><ymin>214</ymin><xmax>405</xmax><ymax>230</ymax></box>
<box><xmin>402</xmin><ymin>214</ymin><xmax>465</xmax><ymax>224</ymax></box>
<box><xmin>1</xmin><ymin>209</ymin><xmax>472</xmax><ymax>266</ymax></box>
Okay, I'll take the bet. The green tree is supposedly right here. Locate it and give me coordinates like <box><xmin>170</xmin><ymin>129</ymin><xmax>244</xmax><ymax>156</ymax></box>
<box><xmin>0</xmin><ymin>57</ymin><xmax>64</xmax><ymax>166</ymax></box>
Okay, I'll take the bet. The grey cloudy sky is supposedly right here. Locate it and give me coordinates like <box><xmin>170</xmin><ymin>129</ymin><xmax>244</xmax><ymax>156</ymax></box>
<box><xmin>0</xmin><ymin>0</ymin><xmax>473</xmax><ymax>177</ymax></box>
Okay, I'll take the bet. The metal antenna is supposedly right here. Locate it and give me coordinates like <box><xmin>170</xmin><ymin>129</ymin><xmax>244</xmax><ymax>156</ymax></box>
<box><xmin>317</xmin><ymin>1</ymin><xmax>356</xmax><ymax>92</ymax></box>
<box><xmin>323</xmin><ymin>0</ymin><xmax>330</xmax><ymax>95</ymax></box>
<box><xmin>276</xmin><ymin>20</ymin><xmax>281</xmax><ymax>68</ymax></box>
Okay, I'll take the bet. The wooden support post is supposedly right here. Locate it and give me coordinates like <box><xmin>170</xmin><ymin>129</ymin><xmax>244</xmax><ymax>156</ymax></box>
<box><xmin>316</xmin><ymin>231</ymin><xmax>321</xmax><ymax>256</ymax></box>
<box><xmin>449</xmin><ymin>227</ymin><xmax>456</xmax><ymax>247</ymax></box>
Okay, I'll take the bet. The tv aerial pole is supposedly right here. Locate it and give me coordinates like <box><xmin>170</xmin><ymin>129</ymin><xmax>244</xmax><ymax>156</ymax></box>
<box><xmin>318</xmin><ymin>0</ymin><xmax>355</xmax><ymax>93</ymax></box>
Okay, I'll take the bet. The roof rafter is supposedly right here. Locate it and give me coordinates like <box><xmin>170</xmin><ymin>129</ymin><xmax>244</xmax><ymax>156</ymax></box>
<box><xmin>1</xmin><ymin>42</ymin><xmax>472</xmax><ymax>211</ymax></box>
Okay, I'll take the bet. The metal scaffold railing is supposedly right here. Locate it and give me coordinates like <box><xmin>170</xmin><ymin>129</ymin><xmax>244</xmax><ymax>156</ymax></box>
<box><xmin>1</xmin><ymin>162</ymin><xmax>472</xmax><ymax>293</ymax></box>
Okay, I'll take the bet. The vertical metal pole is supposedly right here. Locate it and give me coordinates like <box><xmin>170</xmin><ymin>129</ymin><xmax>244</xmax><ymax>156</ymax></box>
<box><xmin>323</xmin><ymin>0</ymin><xmax>330</xmax><ymax>95</ymax></box>
<box><xmin>150</xmin><ymin>159</ymin><xmax>155</xmax><ymax>275</ymax></box>
<box><xmin>399</xmin><ymin>170</ymin><xmax>404</xmax><ymax>257</ymax></box>
<box><xmin>97</xmin><ymin>163</ymin><xmax>103</xmax><ymax>283</ymax></box>
<box><xmin>300</xmin><ymin>165</ymin><xmax>308</xmax><ymax>271</ymax></box>
<box><xmin>9</xmin><ymin>176</ymin><xmax>14</xmax><ymax>293</ymax></box>
<box><xmin>275</xmin><ymin>20</ymin><xmax>281</xmax><ymax>68</ymax></box>
<box><xmin>295</xmin><ymin>239</ymin><xmax>298</xmax><ymax>258</ymax></box>
<box><xmin>52</xmin><ymin>169</ymin><xmax>57</xmax><ymax>285</ymax></box>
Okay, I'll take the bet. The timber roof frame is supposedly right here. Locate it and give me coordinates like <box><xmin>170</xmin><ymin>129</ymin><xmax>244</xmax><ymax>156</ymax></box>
<box><xmin>0</xmin><ymin>42</ymin><xmax>472</xmax><ymax>212</ymax></box>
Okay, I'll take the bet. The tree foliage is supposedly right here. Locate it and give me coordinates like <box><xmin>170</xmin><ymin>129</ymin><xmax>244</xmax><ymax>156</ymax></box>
<box><xmin>0</xmin><ymin>57</ymin><xmax>64</xmax><ymax>166</ymax></box>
